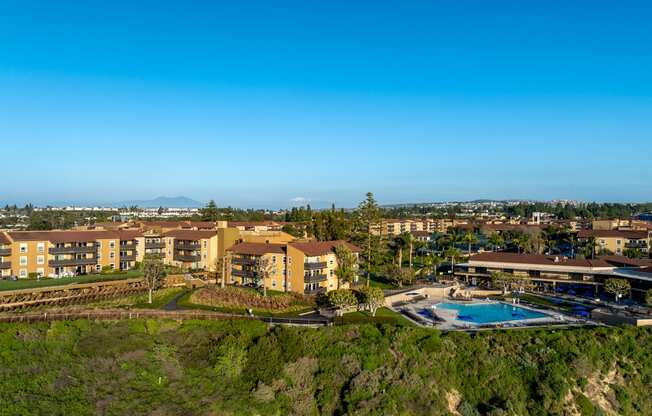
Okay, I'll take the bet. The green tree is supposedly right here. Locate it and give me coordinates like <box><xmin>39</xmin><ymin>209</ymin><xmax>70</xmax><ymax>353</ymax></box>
<box><xmin>488</xmin><ymin>232</ymin><xmax>504</xmax><ymax>252</ymax></box>
<box><xmin>327</xmin><ymin>289</ymin><xmax>357</xmax><ymax>315</ymax></box>
<box><xmin>356</xmin><ymin>286</ymin><xmax>385</xmax><ymax>317</ymax></box>
<box><xmin>604</xmin><ymin>278</ymin><xmax>631</xmax><ymax>303</ymax></box>
<box><xmin>334</xmin><ymin>244</ymin><xmax>358</xmax><ymax>289</ymax></box>
<box><xmin>200</xmin><ymin>200</ymin><xmax>220</xmax><ymax>222</ymax></box>
<box><xmin>445</xmin><ymin>247</ymin><xmax>463</xmax><ymax>280</ymax></box>
<box><xmin>143</xmin><ymin>254</ymin><xmax>166</xmax><ymax>304</ymax></box>
<box><xmin>623</xmin><ymin>248</ymin><xmax>642</xmax><ymax>259</ymax></box>
<box><xmin>646</xmin><ymin>289</ymin><xmax>652</xmax><ymax>307</ymax></box>
<box><xmin>354</xmin><ymin>192</ymin><xmax>381</xmax><ymax>285</ymax></box>
<box><xmin>254</xmin><ymin>257</ymin><xmax>274</xmax><ymax>297</ymax></box>
<box><xmin>584</xmin><ymin>236</ymin><xmax>598</xmax><ymax>259</ymax></box>
<box><xmin>384</xmin><ymin>265</ymin><xmax>414</xmax><ymax>288</ymax></box>
<box><xmin>462</xmin><ymin>231</ymin><xmax>478</xmax><ymax>255</ymax></box>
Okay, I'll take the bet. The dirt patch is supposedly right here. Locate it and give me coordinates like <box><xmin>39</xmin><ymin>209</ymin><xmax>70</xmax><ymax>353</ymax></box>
<box><xmin>562</xmin><ymin>389</ymin><xmax>581</xmax><ymax>416</ymax></box>
<box><xmin>582</xmin><ymin>367</ymin><xmax>622</xmax><ymax>415</ymax></box>
<box><xmin>446</xmin><ymin>389</ymin><xmax>462</xmax><ymax>416</ymax></box>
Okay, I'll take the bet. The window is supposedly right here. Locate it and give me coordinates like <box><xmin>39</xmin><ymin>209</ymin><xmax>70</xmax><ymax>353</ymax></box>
<box><xmin>95</xmin><ymin>264</ymin><xmax>101</xmax><ymax>272</ymax></box>
<box><xmin>204</xmin><ymin>241</ymin><xmax>207</xmax><ymax>247</ymax></box>
<box><xmin>37</xmin><ymin>242</ymin><xmax>45</xmax><ymax>253</ymax></box>
<box><xmin>110</xmin><ymin>264</ymin><xmax>115</xmax><ymax>270</ymax></box>
<box><xmin>20</xmin><ymin>256</ymin><xmax>27</xmax><ymax>266</ymax></box>
<box><xmin>272</xmin><ymin>280</ymin><xmax>277</xmax><ymax>287</ymax></box>
<box><xmin>37</xmin><ymin>255</ymin><xmax>44</xmax><ymax>265</ymax></box>
<box><xmin>19</xmin><ymin>269</ymin><xmax>27</xmax><ymax>278</ymax></box>
<box><xmin>109</xmin><ymin>252</ymin><xmax>115</xmax><ymax>259</ymax></box>
<box><xmin>97</xmin><ymin>241</ymin><xmax>102</xmax><ymax>248</ymax></box>
<box><xmin>617</xmin><ymin>240</ymin><xmax>622</xmax><ymax>245</ymax></box>
<box><xmin>36</xmin><ymin>268</ymin><xmax>44</xmax><ymax>276</ymax></box>
<box><xmin>20</xmin><ymin>243</ymin><xmax>27</xmax><ymax>253</ymax></box>
<box><xmin>109</xmin><ymin>241</ymin><xmax>115</xmax><ymax>249</ymax></box>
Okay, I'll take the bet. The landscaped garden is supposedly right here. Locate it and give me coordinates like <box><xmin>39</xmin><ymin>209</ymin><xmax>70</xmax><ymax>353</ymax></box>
<box><xmin>179</xmin><ymin>286</ymin><xmax>317</xmax><ymax>316</ymax></box>
<box><xmin>0</xmin><ymin>271</ymin><xmax>143</xmax><ymax>292</ymax></box>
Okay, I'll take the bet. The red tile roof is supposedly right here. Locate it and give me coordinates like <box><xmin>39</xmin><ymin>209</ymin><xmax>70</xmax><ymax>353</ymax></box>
<box><xmin>577</xmin><ymin>230</ymin><xmax>649</xmax><ymax>239</ymax></box>
<box><xmin>163</xmin><ymin>230</ymin><xmax>217</xmax><ymax>240</ymax></box>
<box><xmin>7</xmin><ymin>230</ymin><xmax>143</xmax><ymax>243</ymax></box>
<box><xmin>289</xmin><ymin>240</ymin><xmax>361</xmax><ymax>256</ymax></box>
<box><xmin>469</xmin><ymin>252</ymin><xmax>612</xmax><ymax>268</ymax></box>
<box><xmin>227</xmin><ymin>242</ymin><xmax>287</xmax><ymax>255</ymax></box>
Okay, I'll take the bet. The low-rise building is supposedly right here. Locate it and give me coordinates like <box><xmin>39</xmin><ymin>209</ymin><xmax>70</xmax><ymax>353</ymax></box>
<box><xmin>0</xmin><ymin>230</ymin><xmax>142</xmax><ymax>278</ymax></box>
<box><xmin>226</xmin><ymin>240</ymin><xmax>360</xmax><ymax>295</ymax></box>
<box><xmin>457</xmin><ymin>252</ymin><xmax>652</xmax><ymax>297</ymax></box>
<box><xmin>577</xmin><ymin>230</ymin><xmax>651</xmax><ymax>256</ymax></box>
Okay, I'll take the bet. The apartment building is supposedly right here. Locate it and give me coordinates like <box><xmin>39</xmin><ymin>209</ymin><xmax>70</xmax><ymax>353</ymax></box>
<box><xmin>0</xmin><ymin>230</ymin><xmax>142</xmax><ymax>278</ymax></box>
<box><xmin>378</xmin><ymin>218</ymin><xmax>469</xmax><ymax>236</ymax></box>
<box><xmin>158</xmin><ymin>227</ymin><xmax>241</xmax><ymax>271</ymax></box>
<box><xmin>226</xmin><ymin>240</ymin><xmax>360</xmax><ymax>295</ymax></box>
<box><xmin>457</xmin><ymin>252</ymin><xmax>652</xmax><ymax>296</ymax></box>
<box><xmin>577</xmin><ymin>230</ymin><xmax>651</xmax><ymax>256</ymax></box>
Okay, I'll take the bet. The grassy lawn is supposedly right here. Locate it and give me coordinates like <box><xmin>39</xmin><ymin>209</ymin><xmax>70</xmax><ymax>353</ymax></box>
<box><xmin>176</xmin><ymin>288</ymin><xmax>317</xmax><ymax>317</ymax></box>
<box><xmin>337</xmin><ymin>307</ymin><xmax>414</xmax><ymax>326</ymax></box>
<box><xmin>0</xmin><ymin>271</ymin><xmax>143</xmax><ymax>292</ymax></box>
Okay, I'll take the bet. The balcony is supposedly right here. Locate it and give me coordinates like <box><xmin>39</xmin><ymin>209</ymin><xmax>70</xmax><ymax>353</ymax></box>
<box><xmin>120</xmin><ymin>254</ymin><xmax>137</xmax><ymax>261</ymax></box>
<box><xmin>48</xmin><ymin>257</ymin><xmax>97</xmax><ymax>267</ymax></box>
<box><xmin>49</xmin><ymin>245</ymin><xmax>97</xmax><ymax>254</ymax></box>
<box><xmin>144</xmin><ymin>252</ymin><xmax>164</xmax><ymax>259</ymax></box>
<box><xmin>304</xmin><ymin>261</ymin><xmax>327</xmax><ymax>270</ymax></box>
<box><xmin>231</xmin><ymin>268</ymin><xmax>250</xmax><ymax>278</ymax></box>
<box><xmin>625</xmin><ymin>241</ymin><xmax>648</xmax><ymax>249</ymax></box>
<box><xmin>175</xmin><ymin>241</ymin><xmax>201</xmax><ymax>250</ymax></box>
<box><xmin>173</xmin><ymin>253</ymin><xmax>201</xmax><ymax>262</ymax></box>
<box><xmin>145</xmin><ymin>241</ymin><xmax>166</xmax><ymax>249</ymax></box>
<box><xmin>305</xmin><ymin>287</ymin><xmax>326</xmax><ymax>295</ymax></box>
<box><xmin>232</xmin><ymin>257</ymin><xmax>258</xmax><ymax>266</ymax></box>
<box><xmin>120</xmin><ymin>242</ymin><xmax>138</xmax><ymax>250</ymax></box>
<box><xmin>0</xmin><ymin>248</ymin><xmax>10</xmax><ymax>256</ymax></box>
<box><xmin>0</xmin><ymin>262</ymin><xmax>10</xmax><ymax>270</ymax></box>
<box><xmin>304</xmin><ymin>274</ymin><xmax>328</xmax><ymax>283</ymax></box>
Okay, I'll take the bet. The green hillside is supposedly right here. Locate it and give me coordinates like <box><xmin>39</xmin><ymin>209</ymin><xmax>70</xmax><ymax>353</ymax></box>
<box><xmin>1</xmin><ymin>320</ymin><xmax>650</xmax><ymax>415</ymax></box>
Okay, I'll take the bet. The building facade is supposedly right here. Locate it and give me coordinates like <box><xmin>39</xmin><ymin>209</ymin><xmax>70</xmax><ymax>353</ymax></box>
<box><xmin>226</xmin><ymin>240</ymin><xmax>360</xmax><ymax>295</ymax></box>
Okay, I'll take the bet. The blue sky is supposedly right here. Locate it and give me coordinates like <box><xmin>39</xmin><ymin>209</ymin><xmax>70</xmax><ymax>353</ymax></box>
<box><xmin>1</xmin><ymin>0</ymin><xmax>651</xmax><ymax>208</ymax></box>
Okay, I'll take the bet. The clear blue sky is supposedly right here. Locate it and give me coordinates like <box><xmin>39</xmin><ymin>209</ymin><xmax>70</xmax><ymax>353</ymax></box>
<box><xmin>1</xmin><ymin>0</ymin><xmax>651</xmax><ymax>208</ymax></box>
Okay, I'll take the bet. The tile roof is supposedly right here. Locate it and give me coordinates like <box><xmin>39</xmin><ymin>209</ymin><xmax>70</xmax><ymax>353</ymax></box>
<box><xmin>469</xmin><ymin>252</ymin><xmax>612</xmax><ymax>268</ymax></box>
<box><xmin>289</xmin><ymin>240</ymin><xmax>361</xmax><ymax>256</ymax></box>
<box><xmin>7</xmin><ymin>230</ymin><xmax>143</xmax><ymax>243</ymax></box>
<box><xmin>0</xmin><ymin>232</ymin><xmax>11</xmax><ymax>244</ymax></box>
<box><xmin>227</xmin><ymin>242</ymin><xmax>287</xmax><ymax>255</ymax></box>
<box><xmin>162</xmin><ymin>229</ymin><xmax>218</xmax><ymax>240</ymax></box>
<box><xmin>577</xmin><ymin>230</ymin><xmax>649</xmax><ymax>239</ymax></box>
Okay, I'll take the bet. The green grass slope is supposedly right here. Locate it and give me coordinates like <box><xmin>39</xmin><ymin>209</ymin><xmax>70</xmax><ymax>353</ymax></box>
<box><xmin>0</xmin><ymin>321</ymin><xmax>650</xmax><ymax>415</ymax></box>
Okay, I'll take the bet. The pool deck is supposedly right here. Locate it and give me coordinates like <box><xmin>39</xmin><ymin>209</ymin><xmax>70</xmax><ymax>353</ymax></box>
<box><xmin>394</xmin><ymin>298</ymin><xmax>586</xmax><ymax>330</ymax></box>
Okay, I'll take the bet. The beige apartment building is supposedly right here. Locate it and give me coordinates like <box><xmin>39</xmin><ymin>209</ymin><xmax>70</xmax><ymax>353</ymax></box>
<box><xmin>0</xmin><ymin>230</ymin><xmax>141</xmax><ymax>278</ymax></box>
<box><xmin>226</xmin><ymin>240</ymin><xmax>360</xmax><ymax>294</ymax></box>
<box><xmin>577</xmin><ymin>230</ymin><xmax>651</xmax><ymax>256</ymax></box>
<box><xmin>377</xmin><ymin>218</ymin><xmax>468</xmax><ymax>237</ymax></box>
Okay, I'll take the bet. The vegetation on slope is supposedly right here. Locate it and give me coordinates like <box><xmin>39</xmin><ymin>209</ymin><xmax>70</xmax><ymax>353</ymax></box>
<box><xmin>1</xmin><ymin>320</ymin><xmax>651</xmax><ymax>415</ymax></box>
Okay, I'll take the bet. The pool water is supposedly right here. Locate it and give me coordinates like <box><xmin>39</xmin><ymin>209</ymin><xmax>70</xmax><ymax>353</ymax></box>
<box><xmin>435</xmin><ymin>302</ymin><xmax>547</xmax><ymax>324</ymax></box>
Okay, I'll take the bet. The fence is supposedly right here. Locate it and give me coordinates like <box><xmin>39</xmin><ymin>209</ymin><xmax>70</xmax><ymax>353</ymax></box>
<box><xmin>0</xmin><ymin>308</ymin><xmax>330</xmax><ymax>326</ymax></box>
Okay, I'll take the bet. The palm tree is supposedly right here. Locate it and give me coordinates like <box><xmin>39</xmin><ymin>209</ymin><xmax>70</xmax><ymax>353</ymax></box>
<box><xmin>462</xmin><ymin>231</ymin><xmax>478</xmax><ymax>255</ymax></box>
<box><xmin>393</xmin><ymin>232</ymin><xmax>412</xmax><ymax>268</ymax></box>
<box><xmin>445</xmin><ymin>247</ymin><xmax>463</xmax><ymax>280</ymax></box>
<box><xmin>584</xmin><ymin>236</ymin><xmax>598</xmax><ymax>259</ymax></box>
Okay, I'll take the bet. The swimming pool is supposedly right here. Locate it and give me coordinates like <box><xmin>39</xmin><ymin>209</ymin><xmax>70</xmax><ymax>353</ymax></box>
<box><xmin>434</xmin><ymin>302</ymin><xmax>547</xmax><ymax>324</ymax></box>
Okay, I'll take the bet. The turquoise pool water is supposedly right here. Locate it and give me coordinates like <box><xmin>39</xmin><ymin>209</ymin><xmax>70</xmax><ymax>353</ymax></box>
<box><xmin>435</xmin><ymin>302</ymin><xmax>547</xmax><ymax>324</ymax></box>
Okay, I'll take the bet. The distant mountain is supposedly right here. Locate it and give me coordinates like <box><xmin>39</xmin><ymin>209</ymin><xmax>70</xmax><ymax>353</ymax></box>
<box><xmin>113</xmin><ymin>196</ymin><xmax>204</xmax><ymax>208</ymax></box>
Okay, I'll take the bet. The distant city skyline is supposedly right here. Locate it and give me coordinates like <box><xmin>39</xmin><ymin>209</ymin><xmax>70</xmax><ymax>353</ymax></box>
<box><xmin>2</xmin><ymin>1</ymin><xmax>651</xmax><ymax>206</ymax></box>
